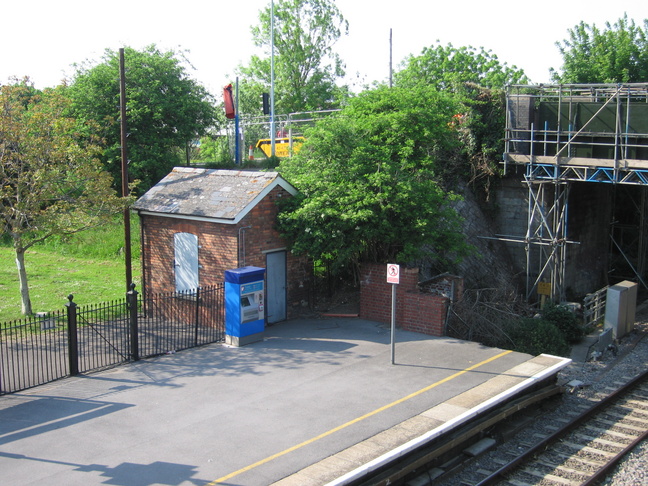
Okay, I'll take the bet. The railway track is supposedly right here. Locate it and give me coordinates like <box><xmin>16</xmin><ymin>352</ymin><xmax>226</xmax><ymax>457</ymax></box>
<box><xmin>472</xmin><ymin>369</ymin><xmax>648</xmax><ymax>486</ymax></box>
<box><xmin>354</xmin><ymin>368</ymin><xmax>648</xmax><ymax>486</ymax></box>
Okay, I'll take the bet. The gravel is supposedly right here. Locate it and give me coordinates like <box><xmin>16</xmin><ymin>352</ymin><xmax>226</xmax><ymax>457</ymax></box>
<box><xmin>432</xmin><ymin>300</ymin><xmax>648</xmax><ymax>486</ymax></box>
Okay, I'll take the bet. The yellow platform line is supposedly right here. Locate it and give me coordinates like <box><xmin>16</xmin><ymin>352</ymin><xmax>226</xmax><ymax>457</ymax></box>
<box><xmin>209</xmin><ymin>349</ymin><xmax>513</xmax><ymax>485</ymax></box>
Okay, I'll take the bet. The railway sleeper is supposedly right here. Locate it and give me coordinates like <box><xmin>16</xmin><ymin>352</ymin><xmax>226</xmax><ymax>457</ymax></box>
<box><xmin>502</xmin><ymin>479</ymin><xmax>535</xmax><ymax>486</ymax></box>
<box><xmin>543</xmin><ymin>450</ymin><xmax>602</xmax><ymax>469</ymax></box>
<box><xmin>583</xmin><ymin>424</ymin><xmax>639</xmax><ymax>440</ymax></box>
<box><xmin>572</xmin><ymin>432</ymin><xmax>627</xmax><ymax>449</ymax></box>
<box><xmin>595</xmin><ymin>417</ymin><xmax>647</xmax><ymax>433</ymax></box>
<box><xmin>558</xmin><ymin>440</ymin><xmax>619</xmax><ymax>458</ymax></box>
<box><xmin>606</xmin><ymin>411</ymin><xmax>648</xmax><ymax>426</ymax></box>
<box><xmin>517</xmin><ymin>467</ymin><xmax>579</xmax><ymax>485</ymax></box>
<box><xmin>625</xmin><ymin>398</ymin><xmax>648</xmax><ymax>407</ymax></box>
<box><xmin>535</xmin><ymin>458</ymin><xmax>591</xmax><ymax>478</ymax></box>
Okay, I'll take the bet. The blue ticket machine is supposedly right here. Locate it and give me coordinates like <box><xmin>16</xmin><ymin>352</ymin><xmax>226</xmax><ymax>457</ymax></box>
<box><xmin>225</xmin><ymin>266</ymin><xmax>266</xmax><ymax>346</ymax></box>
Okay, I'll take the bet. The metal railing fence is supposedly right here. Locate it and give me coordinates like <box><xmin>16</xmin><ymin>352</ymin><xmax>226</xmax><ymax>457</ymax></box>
<box><xmin>138</xmin><ymin>285</ymin><xmax>225</xmax><ymax>359</ymax></box>
<box><xmin>0</xmin><ymin>310</ymin><xmax>69</xmax><ymax>394</ymax></box>
<box><xmin>583</xmin><ymin>286</ymin><xmax>608</xmax><ymax>329</ymax></box>
<box><xmin>0</xmin><ymin>284</ymin><xmax>224</xmax><ymax>395</ymax></box>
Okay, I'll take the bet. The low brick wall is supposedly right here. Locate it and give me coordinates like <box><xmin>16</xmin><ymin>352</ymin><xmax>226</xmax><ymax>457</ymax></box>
<box><xmin>359</xmin><ymin>263</ymin><xmax>449</xmax><ymax>337</ymax></box>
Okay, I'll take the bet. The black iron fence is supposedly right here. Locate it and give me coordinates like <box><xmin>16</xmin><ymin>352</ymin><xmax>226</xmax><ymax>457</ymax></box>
<box><xmin>0</xmin><ymin>284</ymin><xmax>225</xmax><ymax>395</ymax></box>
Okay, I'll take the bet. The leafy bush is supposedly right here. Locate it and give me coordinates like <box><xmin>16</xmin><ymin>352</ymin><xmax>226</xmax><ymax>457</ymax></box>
<box><xmin>540</xmin><ymin>301</ymin><xmax>584</xmax><ymax>343</ymax></box>
<box><xmin>503</xmin><ymin>318</ymin><xmax>570</xmax><ymax>357</ymax></box>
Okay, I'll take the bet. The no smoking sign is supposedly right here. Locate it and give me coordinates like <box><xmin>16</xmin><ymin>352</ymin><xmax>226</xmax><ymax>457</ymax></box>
<box><xmin>386</xmin><ymin>263</ymin><xmax>400</xmax><ymax>284</ymax></box>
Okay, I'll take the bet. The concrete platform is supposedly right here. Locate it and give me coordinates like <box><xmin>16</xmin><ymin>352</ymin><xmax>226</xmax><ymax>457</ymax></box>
<box><xmin>0</xmin><ymin>318</ymin><xmax>570</xmax><ymax>486</ymax></box>
<box><xmin>282</xmin><ymin>353</ymin><xmax>569</xmax><ymax>486</ymax></box>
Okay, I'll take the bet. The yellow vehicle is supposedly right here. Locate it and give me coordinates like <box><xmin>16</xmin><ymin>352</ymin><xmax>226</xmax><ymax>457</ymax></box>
<box><xmin>256</xmin><ymin>137</ymin><xmax>305</xmax><ymax>158</ymax></box>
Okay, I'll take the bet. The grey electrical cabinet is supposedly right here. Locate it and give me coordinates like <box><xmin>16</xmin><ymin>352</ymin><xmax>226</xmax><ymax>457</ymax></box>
<box><xmin>604</xmin><ymin>281</ymin><xmax>638</xmax><ymax>339</ymax></box>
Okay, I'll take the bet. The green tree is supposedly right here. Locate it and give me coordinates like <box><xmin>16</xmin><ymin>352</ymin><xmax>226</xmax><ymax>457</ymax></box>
<box><xmin>395</xmin><ymin>43</ymin><xmax>528</xmax><ymax>92</ymax></box>
<box><xmin>238</xmin><ymin>0</ymin><xmax>349</xmax><ymax>114</ymax></box>
<box><xmin>67</xmin><ymin>45</ymin><xmax>218</xmax><ymax>193</ymax></box>
<box><xmin>277</xmin><ymin>85</ymin><xmax>470</xmax><ymax>277</ymax></box>
<box><xmin>551</xmin><ymin>14</ymin><xmax>648</xmax><ymax>83</ymax></box>
<box><xmin>395</xmin><ymin>43</ymin><xmax>528</xmax><ymax>195</ymax></box>
<box><xmin>0</xmin><ymin>79</ymin><xmax>131</xmax><ymax>315</ymax></box>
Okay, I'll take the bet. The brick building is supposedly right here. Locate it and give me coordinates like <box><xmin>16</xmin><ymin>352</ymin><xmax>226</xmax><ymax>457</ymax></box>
<box><xmin>132</xmin><ymin>168</ymin><xmax>311</xmax><ymax>323</ymax></box>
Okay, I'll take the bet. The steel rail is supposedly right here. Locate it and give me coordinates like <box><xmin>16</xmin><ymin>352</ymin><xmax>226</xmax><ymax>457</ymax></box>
<box><xmin>352</xmin><ymin>384</ymin><xmax>564</xmax><ymax>486</ymax></box>
<box><xmin>474</xmin><ymin>368</ymin><xmax>648</xmax><ymax>486</ymax></box>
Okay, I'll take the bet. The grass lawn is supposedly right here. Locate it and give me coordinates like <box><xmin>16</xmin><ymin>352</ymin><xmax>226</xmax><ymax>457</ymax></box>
<box><xmin>0</xmin><ymin>246</ymin><xmax>140</xmax><ymax>323</ymax></box>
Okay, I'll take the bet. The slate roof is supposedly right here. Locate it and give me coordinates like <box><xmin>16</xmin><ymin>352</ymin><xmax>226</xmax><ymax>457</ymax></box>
<box><xmin>132</xmin><ymin>168</ymin><xmax>297</xmax><ymax>224</ymax></box>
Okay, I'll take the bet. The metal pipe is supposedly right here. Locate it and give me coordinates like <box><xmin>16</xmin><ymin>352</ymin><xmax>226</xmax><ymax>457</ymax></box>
<box><xmin>525</xmin><ymin>176</ymin><xmax>533</xmax><ymax>299</ymax></box>
<box><xmin>530</xmin><ymin>122</ymin><xmax>535</xmax><ymax>161</ymax></box>
<box><xmin>238</xmin><ymin>226</ymin><xmax>252</xmax><ymax>267</ymax></box>
<box><xmin>625</xmin><ymin>88</ymin><xmax>631</xmax><ymax>159</ymax></box>
<box><xmin>614</xmin><ymin>87</ymin><xmax>621</xmax><ymax>165</ymax></box>
<box><xmin>503</xmin><ymin>86</ymin><xmax>510</xmax><ymax>175</ymax></box>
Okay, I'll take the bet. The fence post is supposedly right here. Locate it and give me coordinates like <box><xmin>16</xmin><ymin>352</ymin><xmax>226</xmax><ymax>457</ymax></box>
<box><xmin>194</xmin><ymin>286</ymin><xmax>201</xmax><ymax>347</ymax></box>
<box><xmin>127</xmin><ymin>283</ymin><xmax>139</xmax><ymax>361</ymax></box>
<box><xmin>66</xmin><ymin>294</ymin><xmax>79</xmax><ymax>376</ymax></box>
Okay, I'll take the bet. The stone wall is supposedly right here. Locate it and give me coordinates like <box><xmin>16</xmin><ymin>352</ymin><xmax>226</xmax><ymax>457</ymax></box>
<box><xmin>564</xmin><ymin>183</ymin><xmax>612</xmax><ymax>296</ymax></box>
<box><xmin>493</xmin><ymin>174</ymin><xmax>529</xmax><ymax>276</ymax></box>
<box><xmin>441</xmin><ymin>181</ymin><xmax>521</xmax><ymax>292</ymax></box>
<box><xmin>492</xmin><ymin>173</ymin><xmax>613</xmax><ymax>298</ymax></box>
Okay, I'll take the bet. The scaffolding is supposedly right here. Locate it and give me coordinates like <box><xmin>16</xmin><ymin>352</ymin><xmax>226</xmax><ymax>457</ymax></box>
<box><xmin>503</xmin><ymin>83</ymin><xmax>648</xmax><ymax>301</ymax></box>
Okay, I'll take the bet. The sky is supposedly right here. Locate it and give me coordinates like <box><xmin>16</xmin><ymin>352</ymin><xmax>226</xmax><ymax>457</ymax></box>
<box><xmin>2</xmin><ymin>0</ymin><xmax>646</xmax><ymax>95</ymax></box>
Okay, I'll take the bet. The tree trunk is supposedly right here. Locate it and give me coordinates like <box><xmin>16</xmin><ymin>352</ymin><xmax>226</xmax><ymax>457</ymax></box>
<box><xmin>15</xmin><ymin>248</ymin><xmax>32</xmax><ymax>315</ymax></box>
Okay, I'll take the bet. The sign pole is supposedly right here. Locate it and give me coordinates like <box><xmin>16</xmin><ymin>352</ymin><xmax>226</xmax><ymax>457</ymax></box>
<box><xmin>386</xmin><ymin>263</ymin><xmax>400</xmax><ymax>365</ymax></box>
<box><xmin>391</xmin><ymin>283</ymin><xmax>396</xmax><ymax>364</ymax></box>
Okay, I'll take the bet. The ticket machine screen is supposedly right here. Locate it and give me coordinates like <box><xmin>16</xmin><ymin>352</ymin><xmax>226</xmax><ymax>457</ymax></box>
<box><xmin>241</xmin><ymin>282</ymin><xmax>264</xmax><ymax>323</ymax></box>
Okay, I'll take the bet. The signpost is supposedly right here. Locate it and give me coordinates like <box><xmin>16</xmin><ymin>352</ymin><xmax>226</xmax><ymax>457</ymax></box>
<box><xmin>387</xmin><ymin>264</ymin><xmax>400</xmax><ymax>364</ymax></box>
<box><xmin>538</xmin><ymin>281</ymin><xmax>551</xmax><ymax>308</ymax></box>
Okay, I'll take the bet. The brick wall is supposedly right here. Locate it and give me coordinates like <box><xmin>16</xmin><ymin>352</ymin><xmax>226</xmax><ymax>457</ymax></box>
<box><xmin>359</xmin><ymin>263</ymin><xmax>449</xmax><ymax>337</ymax></box>
<box><xmin>151</xmin><ymin>288</ymin><xmax>223</xmax><ymax>329</ymax></box>
<box><xmin>237</xmin><ymin>185</ymin><xmax>312</xmax><ymax>311</ymax></box>
<box><xmin>138</xmin><ymin>185</ymin><xmax>311</xmax><ymax>318</ymax></box>
<box><xmin>139</xmin><ymin>215</ymin><xmax>238</xmax><ymax>293</ymax></box>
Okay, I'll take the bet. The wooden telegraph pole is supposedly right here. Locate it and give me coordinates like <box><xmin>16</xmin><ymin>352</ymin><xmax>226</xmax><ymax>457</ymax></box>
<box><xmin>119</xmin><ymin>48</ymin><xmax>133</xmax><ymax>290</ymax></box>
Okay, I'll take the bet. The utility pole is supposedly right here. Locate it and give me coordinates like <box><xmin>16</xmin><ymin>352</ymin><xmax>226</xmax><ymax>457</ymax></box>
<box><xmin>389</xmin><ymin>28</ymin><xmax>393</xmax><ymax>88</ymax></box>
<box><xmin>235</xmin><ymin>77</ymin><xmax>241</xmax><ymax>164</ymax></box>
<box><xmin>119</xmin><ymin>48</ymin><xmax>133</xmax><ymax>290</ymax></box>
<box><xmin>270</xmin><ymin>0</ymin><xmax>276</xmax><ymax>157</ymax></box>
